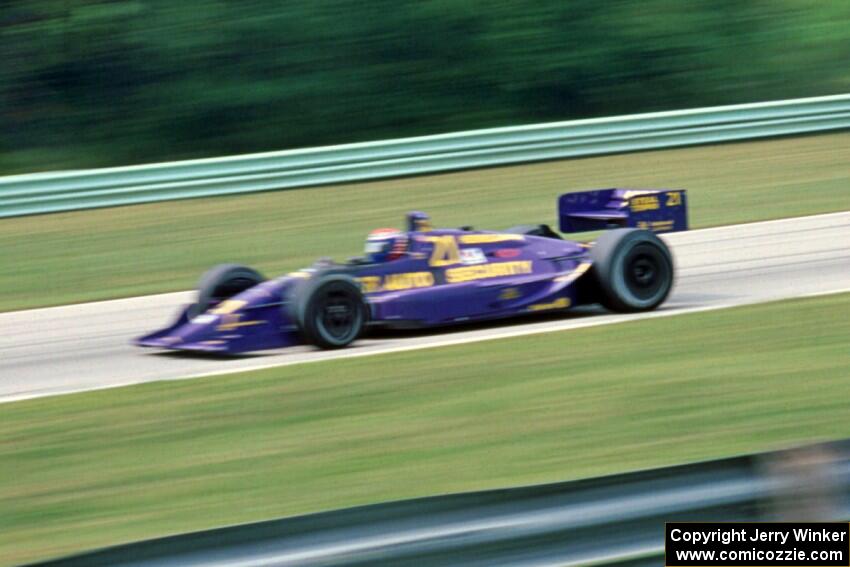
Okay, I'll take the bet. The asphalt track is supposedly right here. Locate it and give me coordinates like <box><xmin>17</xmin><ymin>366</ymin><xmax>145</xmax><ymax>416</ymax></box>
<box><xmin>1</xmin><ymin>212</ymin><xmax>848</xmax><ymax>404</ymax></box>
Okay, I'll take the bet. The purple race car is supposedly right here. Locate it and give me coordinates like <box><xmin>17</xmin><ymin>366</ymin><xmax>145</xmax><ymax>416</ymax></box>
<box><xmin>136</xmin><ymin>188</ymin><xmax>687</xmax><ymax>354</ymax></box>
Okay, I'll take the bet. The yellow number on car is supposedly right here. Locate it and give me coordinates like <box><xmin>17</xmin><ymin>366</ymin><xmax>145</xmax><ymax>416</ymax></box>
<box><xmin>425</xmin><ymin>235</ymin><xmax>461</xmax><ymax>267</ymax></box>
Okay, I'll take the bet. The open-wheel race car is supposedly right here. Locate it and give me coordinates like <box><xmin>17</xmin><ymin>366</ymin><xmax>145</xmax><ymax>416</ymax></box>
<box><xmin>136</xmin><ymin>188</ymin><xmax>687</xmax><ymax>354</ymax></box>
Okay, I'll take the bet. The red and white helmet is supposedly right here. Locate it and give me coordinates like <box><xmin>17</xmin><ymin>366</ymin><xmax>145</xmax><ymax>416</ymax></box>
<box><xmin>365</xmin><ymin>228</ymin><xmax>408</xmax><ymax>263</ymax></box>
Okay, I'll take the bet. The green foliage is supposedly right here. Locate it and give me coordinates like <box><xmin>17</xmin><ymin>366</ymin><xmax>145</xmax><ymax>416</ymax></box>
<box><xmin>1</xmin><ymin>0</ymin><xmax>848</xmax><ymax>173</ymax></box>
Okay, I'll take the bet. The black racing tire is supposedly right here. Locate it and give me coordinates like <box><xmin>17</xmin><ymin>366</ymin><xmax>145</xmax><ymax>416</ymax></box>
<box><xmin>189</xmin><ymin>263</ymin><xmax>266</xmax><ymax>317</ymax></box>
<box><xmin>292</xmin><ymin>274</ymin><xmax>367</xmax><ymax>349</ymax></box>
<box><xmin>590</xmin><ymin>229</ymin><xmax>673</xmax><ymax>312</ymax></box>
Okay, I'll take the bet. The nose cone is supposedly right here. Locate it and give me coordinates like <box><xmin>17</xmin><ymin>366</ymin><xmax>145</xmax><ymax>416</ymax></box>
<box><xmin>136</xmin><ymin>277</ymin><xmax>302</xmax><ymax>354</ymax></box>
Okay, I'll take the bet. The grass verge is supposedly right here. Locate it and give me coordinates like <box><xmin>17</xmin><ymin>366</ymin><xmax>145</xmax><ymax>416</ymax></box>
<box><xmin>2</xmin><ymin>133</ymin><xmax>849</xmax><ymax>312</ymax></box>
<box><xmin>2</xmin><ymin>292</ymin><xmax>849</xmax><ymax>564</ymax></box>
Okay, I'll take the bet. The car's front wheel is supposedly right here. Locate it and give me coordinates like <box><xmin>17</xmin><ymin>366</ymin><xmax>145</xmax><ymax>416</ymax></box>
<box><xmin>293</xmin><ymin>275</ymin><xmax>367</xmax><ymax>349</ymax></box>
<box><xmin>189</xmin><ymin>263</ymin><xmax>266</xmax><ymax>317</ymax></box>
<box><xmin>590</xmin><ymin>229</ymin><xmax>674</xmax><ymax>312</ymax></box>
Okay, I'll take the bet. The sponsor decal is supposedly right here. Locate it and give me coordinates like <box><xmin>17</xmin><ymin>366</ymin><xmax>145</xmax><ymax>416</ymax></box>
<box><xmin>382</xmin><ymin>272</ymin><xmax>435</xmax><ymax>291</ymax></box>
<box><xmin>216</xmin><ymin>314</ymin><xmax>265</xmax><ymax>331</ymax></box>
<box><xmin>445</xmin><ymin>260</ymin><xmax>532</xmax><ymax>284</ymax></box>
<box><xmin>424</xmin><ymin>235</ymin><xmax>523</xmax><ymax>266</ymax></box>
<box><xmin>459</xmin><ymin>247</ymin><xmax>487</xmax><ymax>265</ymax></box>
<box><xmin>216</xmin><ymin>321</ymin><xmax>265</xmax><ymax>331</ymax></box>
<box><xmin>499</xmin><ymin>287</ymin><xmax>521</xmax><ymax>300</ymax></box>
<box><xmin>459</xmin><ymin>234</ymin><xmax>524</xmax><ymax>244</ymax></box>
<box><xmin>210</xmin><ymin>300</ymin><xmax>246</xmax><ymax>314</ymax></box>
<box><xmin>637</xmin><ymin>220</ymin><xmax>675</xmax><ymax>232</ymax></box>
<box><xmin>630</xmin><ymin>195</ymin><xmax>660</xmax><ymax>212</ymax></box>
<box><xmin>493</xmin><ymin>248</ymin><xmax>521</xmax><ymax>258</ymax></box>
<box><xmin>666</xmin><ymin>191</ymin><xmax>683</xmax><ymax>206</ymax></box>
<box><xmin>358</xmin><ymin>272</ymin><xmax>435</xmax><ymax>293</ymax></box>
<box><xmin>527</xmin><ymin>297</ymin><xmax>570</xmax><ymax>311</ymax></box>
<box><xmin>358</xmin><ymin>276</ymin><xmax>381</xmax><ymax>293</ymax></box>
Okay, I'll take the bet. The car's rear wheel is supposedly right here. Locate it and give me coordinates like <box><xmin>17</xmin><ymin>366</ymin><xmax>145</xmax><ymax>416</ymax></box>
<box><xmin>293</xmin><ymin>275</ymin><xmax>367</xmax><ymax>349</ymax></box>
<box><xmin>590</xmin><ymin>229</ymin><xmax>673</xmax><ymax>312</ymax></box>
<box><xmin>190</xmin><ymin>263</ymin><xmax>266</xmax><ymax>317</ymax></box>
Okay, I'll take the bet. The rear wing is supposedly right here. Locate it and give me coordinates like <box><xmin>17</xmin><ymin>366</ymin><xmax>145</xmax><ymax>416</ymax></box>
<box><xmin>558</xmin><ymin>189</ymin><xmax>688</xmax><ymax>234</ymax></box>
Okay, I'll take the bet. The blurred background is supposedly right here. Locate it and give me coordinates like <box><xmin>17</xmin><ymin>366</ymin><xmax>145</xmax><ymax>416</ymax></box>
<box><xmin>2</xmin><ymin>3</ymin><xmax>850</xmax><ymax>565</ymax></box>
<box><xmin>2</xmin><ymin>0</ymin><xmax>848</xmax><ymax>175</ymax></box>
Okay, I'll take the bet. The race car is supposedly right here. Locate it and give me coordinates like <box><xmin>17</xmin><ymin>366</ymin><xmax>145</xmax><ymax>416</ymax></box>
<box><xmin>136</xmin><ymin>188</ymin><xmax>687</xmax><ymax>354</ymax></box>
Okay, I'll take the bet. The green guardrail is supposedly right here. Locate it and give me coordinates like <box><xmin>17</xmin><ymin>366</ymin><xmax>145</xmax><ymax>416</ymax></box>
<box><xmin>31</xmin><ymin>440</ymin><xmax>850</xmax><ymax>566</ymax></box>
<box><xmin>2</xmin><ymin>94</ymin><xmax>849</xmax><ymax>218</ymax></box>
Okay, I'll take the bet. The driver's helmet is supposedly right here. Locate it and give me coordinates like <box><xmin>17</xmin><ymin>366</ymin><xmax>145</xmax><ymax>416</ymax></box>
<box><xmin>365</xmin><ymin>228</ymin><xmax>409</xmax><ymax>263</ymax></box>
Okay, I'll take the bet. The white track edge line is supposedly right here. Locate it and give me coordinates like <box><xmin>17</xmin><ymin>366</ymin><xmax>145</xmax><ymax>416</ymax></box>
<box><xmin>3</xmin><ymin>286</ymin><xmax>849</xmax><ymax>405</ymax></box>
